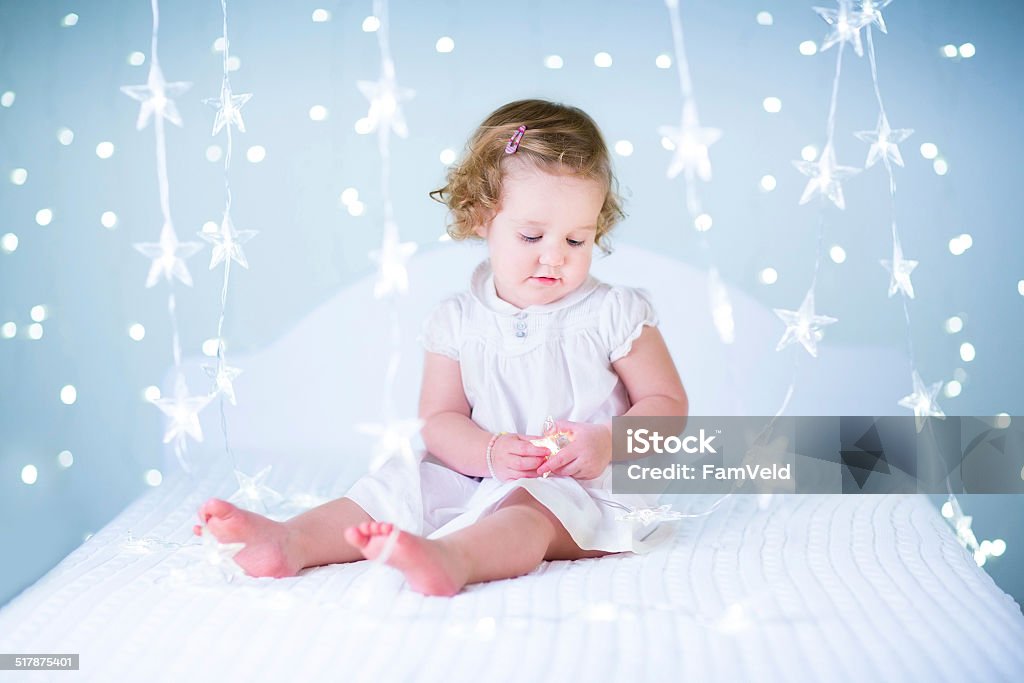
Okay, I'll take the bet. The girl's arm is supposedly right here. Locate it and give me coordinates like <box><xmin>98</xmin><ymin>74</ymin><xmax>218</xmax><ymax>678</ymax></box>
<box><xmin>613</xmin><ymin>325</ymin><xmax>689</xmax><ymax>422</ymax></box>
<box><xmin>420</xmin><ymin>352</ymin><xmax>553</xmax><ymax>478</ymax></box>
<box><xmin>418</xmin><ymin>351</ymin><xmax>493</xmax><ymax>477</ymax></box>
<box><xmin>537</xmin><ymin>325</ymin><xmax>687</xmax><ymax>478</ymax></box>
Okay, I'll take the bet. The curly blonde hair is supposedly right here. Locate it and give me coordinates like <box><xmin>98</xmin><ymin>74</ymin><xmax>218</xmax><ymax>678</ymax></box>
<box><xmin>430</xmin><ymin>99</ymin><xmax>624</xmax><ymax>252</ymax></box>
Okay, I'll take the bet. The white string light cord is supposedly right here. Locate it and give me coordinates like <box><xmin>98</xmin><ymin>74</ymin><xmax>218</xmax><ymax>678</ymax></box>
<box><xmin>660</xmin><ymin>0</ymin><xmax>736</xmax><ymax>352</ymax></box>
<box><xmin>857</xmin><ymin>6</ymin><xmax>999</xmax><ymax>564</ymax></box>
<box><xmin>198</xmin><ymin>0</ymin><xmax>280</xmax><ymax>513</ymax></box>
<box><xmin>354</xmin><ymin>0</ymin><xmax>423</xmax><ymax>514</ymax></box>
<box><xmin>635</xmin><ymin>0</ymin><xmax>756</xmax><ymax>524</ymax></box>
<box><xmin>123</xmin><ymin>0</ymin><xmax>209</xmax><ymax>474</ymax></box>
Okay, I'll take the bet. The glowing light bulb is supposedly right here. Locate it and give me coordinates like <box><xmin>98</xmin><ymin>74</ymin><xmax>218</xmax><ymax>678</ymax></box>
<box><xmin>340</xmin><ymin>188</ymin><xmax>359</xmax><ymax>205</ymax></box>
<box><xmin>246</xmin><ymin>145</ymin><xmax>266</xmax><ymax>163</ymax></box>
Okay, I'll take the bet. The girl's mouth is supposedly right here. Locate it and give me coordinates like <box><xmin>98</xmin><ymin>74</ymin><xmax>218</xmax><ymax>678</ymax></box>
<box><xmin>531</xmin><ymin>276</ymin><xmax>561</xmax><ymax>286</ymax></box>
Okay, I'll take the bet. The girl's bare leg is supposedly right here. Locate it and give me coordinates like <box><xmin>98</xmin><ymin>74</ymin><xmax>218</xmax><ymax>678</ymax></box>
<box><xmin>195</xmin><ymin>496</ymin><xmax>374</xmax><ymax>577</ymax></box>
<box><xmin>344</xmin><ymin>488</ymin><xmax>610</xmax><ymax>596</ymax></box>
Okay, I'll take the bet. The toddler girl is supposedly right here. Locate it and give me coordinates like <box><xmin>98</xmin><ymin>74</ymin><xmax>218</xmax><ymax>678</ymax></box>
<box><xmin>195</xmin><ymin>99</ymin><xmax>688</xmax><ymax>596</ymax></box>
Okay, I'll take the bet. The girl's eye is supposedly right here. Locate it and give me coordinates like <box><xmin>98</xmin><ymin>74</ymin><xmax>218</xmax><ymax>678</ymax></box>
<box><xmin>518</xmin><ymin>234</ymin><xmax>541</xmax><ymax>243</ymax></box>
<box><xmin>567</xmin><ymin>239</ymin><xmax>585</xmax><ymax>248</ymax></box>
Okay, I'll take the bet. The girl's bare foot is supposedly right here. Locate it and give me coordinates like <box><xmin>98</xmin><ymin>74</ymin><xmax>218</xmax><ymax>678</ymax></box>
<box><xmin>193</xmin><ymin>498</ymin><xmax>303</xmax><ymax>578</ymax></box>
<box><xmin>343</xmin><ymin>522</ymin><xmax>470</xmax><ymax>596</ymax></box>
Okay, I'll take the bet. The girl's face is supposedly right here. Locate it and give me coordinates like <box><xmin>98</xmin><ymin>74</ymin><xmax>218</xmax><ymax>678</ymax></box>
<box><xmin>475</xmin><ymin>162</ymin><xmax>605</xmax><ymax>309</ymax></box>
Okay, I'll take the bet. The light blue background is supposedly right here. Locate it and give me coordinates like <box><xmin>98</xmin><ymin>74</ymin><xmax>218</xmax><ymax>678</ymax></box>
<box><xmin>1</xmin><ymin>0</ymin><xmax>1021</xmax><ymax>608</ymax></box>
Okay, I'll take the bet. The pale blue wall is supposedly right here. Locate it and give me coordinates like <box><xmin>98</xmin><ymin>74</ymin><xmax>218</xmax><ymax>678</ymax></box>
<box><xmin>1</xmin><ymin>0</ymin><xmax>1021</xmax><ymax>607</ymax></box>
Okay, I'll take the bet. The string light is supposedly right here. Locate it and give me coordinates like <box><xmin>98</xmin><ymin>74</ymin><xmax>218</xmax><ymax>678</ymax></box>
<box><xmin>773</xmin><ymin>288</ymin><xmax>838</xmax><ymax>358</ymax></box>
<box><xmin>134</xmin><ymin>222</ymin><xmax>203</xmax><ymax>288</ymax></box>
<box><xmin>228</xmin><ymin>466</ymin><xmax>284</xmax><ymax>513</ymax></box>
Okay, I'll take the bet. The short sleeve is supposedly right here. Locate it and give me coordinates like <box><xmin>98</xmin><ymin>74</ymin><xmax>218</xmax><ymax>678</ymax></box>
<box><xmin>600</xmin><ymin>286</ymin><xmax>659</xmax><ymax>363</ymax></box>
<box><xmin>419</xmin><ymin>296</ymin><xmax>463</xmax><ymax>361</ymax></box>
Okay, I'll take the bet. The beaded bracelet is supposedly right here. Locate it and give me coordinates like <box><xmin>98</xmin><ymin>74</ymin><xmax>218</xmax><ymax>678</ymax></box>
<box><xmin>485</xmin><ymin>432</ymin><xmax>506</xmax><ymax>480</ymax></box>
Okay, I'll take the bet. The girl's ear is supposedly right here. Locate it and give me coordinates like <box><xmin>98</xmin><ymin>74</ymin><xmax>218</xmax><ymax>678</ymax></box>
<box><xmin>473</xmin><ymin>222</ymin><xmax>489</xmax><ymax>239</ymax></box>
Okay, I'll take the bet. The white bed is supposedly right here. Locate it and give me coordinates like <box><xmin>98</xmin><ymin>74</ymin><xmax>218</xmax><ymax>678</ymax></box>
<box><xmin>2</xmin><ymin>245</ymin><xmax>1022</xmax><ymax>682</ymax></box>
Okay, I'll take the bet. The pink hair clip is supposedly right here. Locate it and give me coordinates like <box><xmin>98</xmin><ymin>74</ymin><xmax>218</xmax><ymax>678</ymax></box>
<box><xmin>504</xmin><ymin>125</ymin><xmax>526</xmax><ymax>154</ymax></box>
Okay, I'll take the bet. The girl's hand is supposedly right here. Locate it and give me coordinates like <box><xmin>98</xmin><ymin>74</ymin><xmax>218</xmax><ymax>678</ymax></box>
<box><xmin>491</xmin><ymin>434</ymin><xmax>551</xmax><ymax>480</ymax></box>
<box><xmin>536</xmin><ymin>421</ymin><xmax>612</xmax><ymax>480</ymax></box>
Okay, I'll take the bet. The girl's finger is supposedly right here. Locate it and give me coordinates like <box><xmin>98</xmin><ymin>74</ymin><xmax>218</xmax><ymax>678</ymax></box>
<box><xmin>514</xmin><ymin>443</ymin><xmax>554</xmax><ymax>457</ymax></box>
<box><xmin>512</xmin><ymin>456</ymin><xmax>545</xmax><ymax>470</ymax></box>
<box><xmin>539</xmin><ymin>451</ymin><xmax>575</xmax><ymax>475</ymax></box>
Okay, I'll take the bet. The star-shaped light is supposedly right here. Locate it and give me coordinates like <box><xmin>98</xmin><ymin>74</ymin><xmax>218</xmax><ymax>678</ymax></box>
<box><xmin>356</xmin><ymin>418</ymin><xmax>424</xmax><ymax>471</ymax></box>
<box><xmin>202</xmin><ymin>357</ymin><xmax>243</xmax><ymax>405</ymax></box>
<box><xmin>356</xmin><ymin>59</ymin><xmax>415</xmax><ymax>138</ymax></box>
<box><xmin>369</xmin><ymin>221</ymin><xmax>417</xmax><ymax>299</ymax></box>
<box><xmin>134</xmin><ymin>221</ymin><xmax>204</xmax><ymax>288</ymax></box>
<box><xmin>615</xmin><ymin>504</ymin><xmax>687</xmax><ymax>525</ymax></box>
<box><xmin>657</xmin><ymin>99</ymin><xmax>722</xmax><ymax>182</ymax></box>
<box><xmin>880</xmin><ymin>234</ymin><xmax>918</xmax><ymax>299</ymax></box>
<box><xmin>773</xmin><ymin>288</ymin><xmax>839</xmax><ymax>358</ymax></box>
<box><xmin>814</xmin><ymin>0</ymin><xmax>871</xmax><ymax>56</ymax></box>
<box><xmin>199</xmin><ymin>526</ymin><xmax>246</xmax><ymax>582</ymax></box>
<box><xmin>854</xmin><ymin>0</ymin><xmax>893</xmax><ymax>34</ymax></box>
<box><xmin>152</xmin><ymin>374</ymin><xmax>214</xmax><ymax>447</ymax></box>
<box><xmin>897</xmin><ymin>370</ymin><xmax>945</xmax><ymax>432</ymax></box>
<box><xmin>529</xmin><ymin>415</ymin><xmax>574</xmax><ymax>479</ymax></box>
<box><xmin>793</xmin><ymin>143</ymin><xmax>860</xmax><ymax>210</ymax></box>
<box><xmin>854</xmin><ymin>112</ymin><xmax>913</xmax><ymax>170</ymax></box>
<box><xmin>202</xmin><ymin>78</ymin><xmax>253</xmax><ymax>136</ymax></box>
<box><xmin>227</xmin><ymin>466</ymin><xmax>283</xmax><ymax>514</ymax></box>
<box><xmin>120</xmin><ymin>62</ymin><xmax>192</xmax><ymax>130</ymax></box>
<box><xmin>200</xmin><ymin>211</ymin><xmax>257</xmax><ymax>270</ymax></box>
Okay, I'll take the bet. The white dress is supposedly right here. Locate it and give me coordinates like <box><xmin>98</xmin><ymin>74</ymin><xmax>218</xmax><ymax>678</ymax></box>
<box><xmin>344</xmin><ymin>260</ymin><xmax>673</xmax><ymax>553</ymax></box>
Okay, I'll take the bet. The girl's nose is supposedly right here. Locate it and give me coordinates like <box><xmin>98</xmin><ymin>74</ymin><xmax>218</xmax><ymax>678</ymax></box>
<box><xmin>539</xmin><ymin>244</ymin><xmax>566</xmax><ymax>267</ymax></box>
